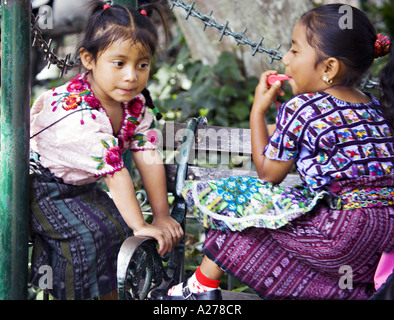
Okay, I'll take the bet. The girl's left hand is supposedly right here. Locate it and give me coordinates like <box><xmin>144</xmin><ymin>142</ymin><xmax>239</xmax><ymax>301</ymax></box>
<box><xmin>152</xmin><ymin>216</ymin><xmax>184</xmax><ymax>252</ymax></box>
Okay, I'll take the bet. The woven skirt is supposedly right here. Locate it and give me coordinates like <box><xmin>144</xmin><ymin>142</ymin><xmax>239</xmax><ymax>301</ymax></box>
<box><xmin>29</xmin><ymin>159</ymin><xmax>131</xmax><ymax>300</ymax></box>
<box><xmin>183</xmin><ymin>175</ymin><xmax>394</xmax><ymax>299</ymax></box>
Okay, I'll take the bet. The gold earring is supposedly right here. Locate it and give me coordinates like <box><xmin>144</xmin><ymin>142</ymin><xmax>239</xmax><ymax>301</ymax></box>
<box><xmin>323</xmin><ymin>76</ymin><xmax>333</xmax><ymax>85</ymax></box>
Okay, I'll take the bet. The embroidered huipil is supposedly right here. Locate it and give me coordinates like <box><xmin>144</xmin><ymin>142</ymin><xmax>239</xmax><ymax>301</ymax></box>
<box><xmin>30</xmin><ymin>73</ymin><xmax>159</xmax><ymax>185</ymax></box>
<box><xmin>265</xmin><ymin>92</ymin><xmax>394</xmax><ymax>191</ymax></box>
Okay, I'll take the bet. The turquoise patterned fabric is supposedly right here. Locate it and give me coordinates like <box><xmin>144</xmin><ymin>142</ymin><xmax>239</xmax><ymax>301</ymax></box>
<box><xmin>182</xmin><ymin>176</ymin><xmax>339</xmax><ymax>231</ymax></box>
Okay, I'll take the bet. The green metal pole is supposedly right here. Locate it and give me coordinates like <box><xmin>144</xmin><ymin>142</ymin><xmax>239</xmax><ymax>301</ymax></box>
<box><xmin>0</xmin><ymin>0</ymin><xmax>31</xmax><ymax>300</ymax></box>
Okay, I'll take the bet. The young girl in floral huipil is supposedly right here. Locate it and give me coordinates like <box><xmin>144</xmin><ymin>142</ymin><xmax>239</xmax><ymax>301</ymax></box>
<box><xmin>29</xmin><ymin>1</ymin><xmax>182</xmax><ymax>300</ymax></box>
<box><xmin>167</xmin><ymin>4</ymin><xmax>394</xmax><ymax>300</ymax></box>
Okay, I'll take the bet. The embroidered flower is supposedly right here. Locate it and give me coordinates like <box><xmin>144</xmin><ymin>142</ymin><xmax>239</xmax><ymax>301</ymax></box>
<box><xmin>67</xmin><ymin>78</ymin><xmax>89</xmax><ymax>93</ymax></box>
<box><xmin>105</xmin><ymin>146</ymin><xmax>123</xmax><ymax>167</ymax></box>
<box><xmin>51</xmin><ymin>74</ymin><xmax>104</xmax><ymax>127</ymax></box>
<box><xmin>124</xmin><ymin>119</ymin><xmax>138</xmax><ymax>142</ymax></box>
<box><xmin>227</xmin><ymin>202</ymin><xmax>237</xmax><ymax>212</ymax></box>
<box><xmin>226</xmin><ymin>179</ymin><xmax>237</xmax><ymax>190</ymax></box>
<box><xmin>91</xmin><ymin>138</ymin><xmax>124</xmax><ymax>171</ymax></box>
<box><xmin>84</xmin><ymin>95</ymin><xmax>100</xmax><ymax>109</ymax></box>
<box><xmin>216</xmin><ymin>180</ymin><xmax>225</xmax><ymax>187</ymax></box>
<box><xmin>236</xmin><ymin>194</ymin><xmax>247</xmax><ymax>205</ymax></box>
<box><xmin>223</xmin><ymin>192</ymin><xmax>234</xmax><ymax>202</ymax></box>
<box><xmin>249</xmin><ymin>184</ymin><xmax>259</xmax><ymax>194</ymax></box>
<box><xmin>210</xmin><ymin>176</ymin><xmax>265</xmax><ymax>212</ymax></box>
<box><xmin>146</xmin><ymin>129</ymin><xmax>159</xmax><ymax>146</ymax></box>
<box><xmin>52</xmin><ymin>73</ymin><xmax>151</xmax><ymax>148</ymax></box>
<box><xmin>62</xmin><ymin>94</ymin><xmax>82</xmax><ymax>111</ymax></box>
<box><xmin>238</xmin><ymin>183</ymin><xmax>248</xmax><ymax>193</ymax></box>
<box><xmin>129</xmin><ymin>98</ymin><xmax>144</xmax><ymax>116</ymax></box>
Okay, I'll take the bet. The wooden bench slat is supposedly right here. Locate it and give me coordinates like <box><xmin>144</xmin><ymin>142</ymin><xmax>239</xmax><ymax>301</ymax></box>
<box><xmin>195</xmin><ymin>126</ymin><xmax>252</xmax><ymax>155</ymax></box>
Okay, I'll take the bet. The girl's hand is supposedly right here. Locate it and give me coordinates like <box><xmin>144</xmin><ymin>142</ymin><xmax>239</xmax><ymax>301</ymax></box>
<box><xmin>252</xmin><ymin>70</ymin><xmax>285</xmax><ymax>115</ymax></box>
<box><xmin>132</xmin><ymin>150</ymin><xmax>184</xmax><ymax>253</ymax></box>
<box><xmin>152</xmin><ymin>216</ymin><xmax>184</xmax><ymax>252</ymax></box>
<box><xmin>133</xmin><ymin>222</ymin><xmax>172</xmax><ymax>256</ymax></box>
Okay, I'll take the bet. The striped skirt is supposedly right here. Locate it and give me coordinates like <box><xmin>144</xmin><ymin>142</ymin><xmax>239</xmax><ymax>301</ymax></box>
<box><xmin>184</xmin><ymin>175</ymin><xmax>394</xmax><ymax>299</ymax></box>
<box><xmin>29</xmin><ymin>158</ymin><xmax>131</xmax><ymax>300</ymax></box>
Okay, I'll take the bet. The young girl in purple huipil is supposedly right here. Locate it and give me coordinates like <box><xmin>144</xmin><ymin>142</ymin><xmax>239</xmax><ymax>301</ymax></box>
<box><xmin>167</xmin><ymin>4</ymin><xmax>394</xmax><ymax>300</ymax></box>
<box><xmin>29</xmin><ymin>1</ymin><xmax>183</xmax><ymax>300</ymax></box>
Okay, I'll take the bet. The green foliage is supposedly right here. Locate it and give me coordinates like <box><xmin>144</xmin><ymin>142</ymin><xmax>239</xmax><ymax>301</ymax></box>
<box><xmin>149</xmin><ymin>31</ymin><xmax>267</xmax><ymax>128</ymax></box>
<box><xmin>358</xmin><ymin>0</ymin><xmax>392</xmax><ymax>98</ymax></box>
<box><xmin>381</xmin><ymin>1</ymin><xmax>394</xmax><ymax>37</ymax></box>
<box><xmin>362</xmin><ymin>0</ymin><xmax>394</xmax><ymax>38</ymax></box>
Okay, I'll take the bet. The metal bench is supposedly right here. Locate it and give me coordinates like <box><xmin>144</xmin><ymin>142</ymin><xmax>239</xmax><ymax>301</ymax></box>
<box><xmin>117</xmin><ymin>116</ymin><xmax>394</xmax><ymax>300</ymax></box>
<box><xmin>116</xmin><ymin>116</ymin><xmax>300</xmax><ymax>300</ymax></box>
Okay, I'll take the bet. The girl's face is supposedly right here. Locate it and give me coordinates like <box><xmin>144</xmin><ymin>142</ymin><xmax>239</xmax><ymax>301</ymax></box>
<box><xmin>81</xmin><ymin>39</ymin><xmax>151</xmax><ymax>108</ymax></box>
<box><xmin>282</xmin><ymin>22</ymin><xmax>327</xmax><ymax>96</ymax></box>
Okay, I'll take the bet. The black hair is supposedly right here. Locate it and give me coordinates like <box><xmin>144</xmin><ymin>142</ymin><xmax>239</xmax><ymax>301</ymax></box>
<box><xmin>299</xmin><ymin>4</ymin><xmax>376</xmax><ymax>87</ymax></box>
<box><xmin>76</xmin><ymin>0</ymin><xmax>166</xmax><ymax>119</ymax></box>
<box><xmin>299</xmin><ymin>4</ymin><xmax>393</xmax><ymax>129</ymax></box>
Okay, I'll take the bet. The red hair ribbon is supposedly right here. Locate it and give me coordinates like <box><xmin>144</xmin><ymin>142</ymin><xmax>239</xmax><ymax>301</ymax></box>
<box><xmin>140</xmin><ymin>9</ymin><xmax>147</xmax><ymax>16</ymax></box>
<box><xmin>374</xmin><ymin>34</ymin><xmax>391</xmax><ymax>58</ymax></box>
<box><xmin>103</xmin><ymin>4</ymin><xmax>111</xmax><ymax>10</ymax></box>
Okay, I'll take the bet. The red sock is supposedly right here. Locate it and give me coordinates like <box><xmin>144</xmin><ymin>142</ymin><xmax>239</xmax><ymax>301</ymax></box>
<box><xmin>168</xmin><ymin>266</ymin><xmax>220</xmax><ymax>296</ymax></box>
<box><xmin>195</xmin><ymin>266</ymin><xmax>220</xmax><ymax>289</ymax></box>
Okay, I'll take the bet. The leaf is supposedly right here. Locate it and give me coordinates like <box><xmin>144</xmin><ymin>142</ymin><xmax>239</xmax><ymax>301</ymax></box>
<box><xmin>253</xmin><ymin>192</ymin><xmax>264</xmax><ymax>202</ymax></box>
<box><xmin>217</xmin><ymin>201</ymin><xmax>228</xmax><ymax>211</ymax></box>
<box><xmin>207</xmin><ymin>182</ymin><xmax>218</xmax><ymax>190</ymax></box>
<box><xmin>199</xmin><ymin>108</ymin><xmax>210</xmax><ymax>117</ymax></box>
<box><xmin>213</xmin><ymin>52</ymin><xmax>241</xmax><ymax>82</ymax></box>
<box><xmin>133</xmin><ymin>134</ymin><xmax>144</xmax><ymax>140</ymax></box>
<box><xmin>193</xmin><ymin>65</ymin><xmax>212</xmax><ymax>85</ymax></box>
<box><xmin>79</xmin><ymin>89</ymin><xmax>91</xmax><ymax>96</ymax></box>
<box><xmin>230</xmin><ymin>101</ymin><xmax>250</xmax><ymax>121</ymax></box>
<box><xmin>96</xmin><ymin>162</ymin><xmax>105</xmax><ymax>170</ymax></box>
<box><xmin>128</xmin><ymin>117</ymin><xmax>138</xmax><ymax>125</ymax></box>
<box><xmin>91</xmin><ymin>156</ymin><xmax>103</xmax><ymax>162</ymax></box>
<box><xmin>219</xmin><ymin>85</ymin><xmax>237</xmax><ymax>101</ymax></box>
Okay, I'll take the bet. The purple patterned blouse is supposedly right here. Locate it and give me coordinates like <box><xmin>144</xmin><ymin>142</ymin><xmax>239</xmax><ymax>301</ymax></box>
<box><xmin>265</xmin><ymin>92</ymin><xmax>394</xmax><ymax>191</ymax></box>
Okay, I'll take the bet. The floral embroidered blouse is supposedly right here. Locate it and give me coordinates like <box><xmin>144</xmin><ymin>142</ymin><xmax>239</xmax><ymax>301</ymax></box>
<box><xmin>30</xmin><ymin>73</ymin><xmax>159</xmax><ymax>186</ymax></box>
<box><xmin>265</xmin><ymin>92</ymin><xmax>394</xmax><ymax>191</ymax></box>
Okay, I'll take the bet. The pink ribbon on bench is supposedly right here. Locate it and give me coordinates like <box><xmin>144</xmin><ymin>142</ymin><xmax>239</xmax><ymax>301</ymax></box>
<box><xmin>374</xmin><ymin>252</ymin><xmax>394</xmax><ymax>290</ymax></box>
